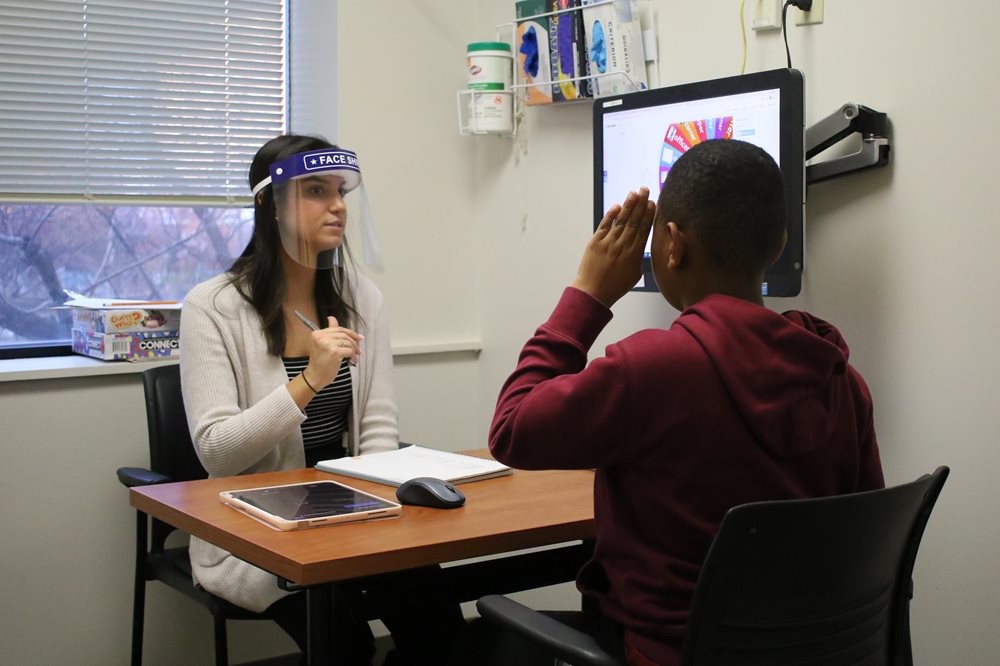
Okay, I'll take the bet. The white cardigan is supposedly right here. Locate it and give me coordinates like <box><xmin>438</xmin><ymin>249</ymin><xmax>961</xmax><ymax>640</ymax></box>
<box><xmin>179</xmin><ymin>270</ymin><xmax>398</xmax><ymax>611</ymax></box>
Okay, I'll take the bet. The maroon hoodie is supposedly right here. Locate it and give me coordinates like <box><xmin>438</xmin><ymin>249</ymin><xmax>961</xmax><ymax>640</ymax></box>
<box><xmin>490</xmin><ymin>288</ymin><xmax>884</xmax><ymax>666</ymax></box>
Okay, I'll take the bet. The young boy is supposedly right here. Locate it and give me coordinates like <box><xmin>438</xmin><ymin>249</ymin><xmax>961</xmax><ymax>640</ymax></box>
<box><xmin>486</xmin><ymin>140</ymin><xmax>885</xmax><ymax>666</ymax></box>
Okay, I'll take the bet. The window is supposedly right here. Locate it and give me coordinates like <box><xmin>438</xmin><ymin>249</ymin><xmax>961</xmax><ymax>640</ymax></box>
<box><xmin>0</xmin><ymin>203</ymin><xmax>254</xmax><ymax>356</ymax></box>
<box><xmin>0</xmin><ymin>0</ymin><xmax>286</xmax><ymax>357</ymax></box>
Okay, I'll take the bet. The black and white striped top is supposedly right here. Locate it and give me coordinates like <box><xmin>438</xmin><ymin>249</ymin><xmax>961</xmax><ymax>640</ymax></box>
<box><xmin>282</xmin><ymin>356</ymin><xmax>352</xmax><ymax>467</ymax></box>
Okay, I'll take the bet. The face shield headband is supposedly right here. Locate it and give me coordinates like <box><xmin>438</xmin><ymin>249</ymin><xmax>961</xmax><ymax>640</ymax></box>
<box><xmin>252</xmin><ymin>148</ymin><xmax>362</xmax><ymax>196</ymax></box>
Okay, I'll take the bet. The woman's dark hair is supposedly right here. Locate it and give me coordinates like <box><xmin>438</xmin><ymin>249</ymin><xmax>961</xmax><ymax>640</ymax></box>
<box><xmin>657</xmin><ymin>139</ymin><xmax>786</xmax><ymax>278</ymax></box>
<box><xmin>229</xmin><ymin>134</ymin><xmax>359</xmax><ymax>356</ymax></box>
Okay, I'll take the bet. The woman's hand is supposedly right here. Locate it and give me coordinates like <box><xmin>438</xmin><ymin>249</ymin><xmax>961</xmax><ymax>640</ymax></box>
<box><xmin>571</xmin><ymin>187</ymin><xmax>656</xmax><ymax>307</ymax></box>
<box><xmin>304</xmin><ymin>316</ymin><xmax>363</xmax><ymax>388</ymax></box>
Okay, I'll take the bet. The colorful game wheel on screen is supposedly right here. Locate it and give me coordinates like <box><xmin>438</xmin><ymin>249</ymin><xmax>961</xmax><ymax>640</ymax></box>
<box><xmin>658</xmin><ymin>116</ymin><xmax>734</xmax><ymax>185</ymax></box>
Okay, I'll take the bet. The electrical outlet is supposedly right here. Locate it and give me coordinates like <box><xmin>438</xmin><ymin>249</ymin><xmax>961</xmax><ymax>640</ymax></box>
<box><xmin>795</xmin><ymin>0</ymin><xmax>824</xmax><ymax>25</ymax></box>
<box><xmin>752</xmin><ymin>0</ymin><xmax>782</xmax><ymax>31</ymax></box>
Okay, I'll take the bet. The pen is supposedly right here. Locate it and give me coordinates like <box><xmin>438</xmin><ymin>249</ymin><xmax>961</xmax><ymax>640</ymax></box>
<box><xmin>293</xmin><ymin>309</ymin><xmax>357</xmax><ymax>366</ymax></box>
<box><xmin>292</xmin><ymin>309</ymin><xmax>319</xmax><ymax>331</ymax></box>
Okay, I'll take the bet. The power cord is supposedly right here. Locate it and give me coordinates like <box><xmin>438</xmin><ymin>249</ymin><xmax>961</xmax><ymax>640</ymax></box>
<box><xmin>782</xmin><ymin>0</ymin><xmax>813</xmax><ymax>68</ymax></box>
<box><xmin>739</xmin><ymin>0</ymin><xmax>747</xmax><ymax>75</ymax></box>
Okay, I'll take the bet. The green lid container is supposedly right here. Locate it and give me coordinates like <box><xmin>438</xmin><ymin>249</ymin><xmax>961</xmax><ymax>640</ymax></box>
<box><xmin>467</xmin><ymin>41</ymin><xmax>512</xmax><ymax>52</ymax></box>
<box><xmin>467</xmin><ymin>41</ymin><xmax>512</xmax><ymax>90</ymax></box>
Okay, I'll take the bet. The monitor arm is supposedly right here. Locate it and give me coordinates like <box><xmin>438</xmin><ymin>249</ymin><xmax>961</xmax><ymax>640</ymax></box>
<box><xmin>805</xmin><ymin>103</ymin><xmax>890</xmax><ymax>184</ymax></box>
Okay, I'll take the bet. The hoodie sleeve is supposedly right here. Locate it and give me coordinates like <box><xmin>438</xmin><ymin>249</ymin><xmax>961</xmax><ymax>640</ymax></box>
<box><xmin>489</xmin><ymin>287</ymin><xmax>641</xmax><ymax>470</ymax></box>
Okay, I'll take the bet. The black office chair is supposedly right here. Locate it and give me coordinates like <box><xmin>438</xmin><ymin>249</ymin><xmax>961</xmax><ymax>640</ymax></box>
<box><xmin>117</xmin><ymin>364</ymin><xmax>275</xmax><ymax>666</ymax></box>
<box><xmin>476</xmin><ymin>466</ymin><xmax>950</xmax><ymax>666</ymax></box>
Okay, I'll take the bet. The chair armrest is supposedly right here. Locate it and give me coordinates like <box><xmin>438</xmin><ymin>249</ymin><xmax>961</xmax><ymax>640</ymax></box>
<box><xmin>117</xmin><ymin>466</ymin><xmax>172</xmax><ymax>488</ymax></box>
<box><xmin>476</xmin><ymin>595</ymin><xmax>621</xmax><ymax>666</ymax></box>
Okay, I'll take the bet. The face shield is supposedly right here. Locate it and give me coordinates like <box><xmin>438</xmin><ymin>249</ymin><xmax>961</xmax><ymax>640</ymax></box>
<box><xmin>251</xmin><ymin>147</ymin><xmax>383</xmax><ymax>271</ymax></box>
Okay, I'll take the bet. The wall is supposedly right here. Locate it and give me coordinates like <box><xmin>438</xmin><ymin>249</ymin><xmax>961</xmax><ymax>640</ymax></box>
<box><xmin>289</xmin><ymin>0</ymin><xmax>337</xmax><ymax>139</ymax></box>
<box><xmin>334</xmin><ymin>0</ymin><xmax>484</xmax><ymax>452</ymax></box>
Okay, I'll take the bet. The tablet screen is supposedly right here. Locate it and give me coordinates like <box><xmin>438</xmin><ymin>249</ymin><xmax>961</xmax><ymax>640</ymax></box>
<box><xmin>229</xmin><ymin>481</ymin><xmax>397</xmax><ymax>521</ymax></box>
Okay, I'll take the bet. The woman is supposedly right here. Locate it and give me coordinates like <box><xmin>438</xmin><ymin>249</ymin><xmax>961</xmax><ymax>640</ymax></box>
<box><xmin>180</xmin><ymin>134</ymin><xmax>461</xmax><ymax>664</ymax></box>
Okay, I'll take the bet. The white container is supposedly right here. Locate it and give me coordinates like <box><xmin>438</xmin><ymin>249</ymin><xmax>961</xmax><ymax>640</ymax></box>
<box><xmin>467</xmin><ymin>41</ymin><xmax>512</xmax><ymax>90</ymax></box>
<box><xmin>469</xmin><ymin>89</ymin><xmax>513</xmax><ymax>133</ymax></box>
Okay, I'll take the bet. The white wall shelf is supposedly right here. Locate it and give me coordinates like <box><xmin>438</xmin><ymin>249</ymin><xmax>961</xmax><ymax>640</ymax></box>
<box><xmin>458</xmin><ymin>0</ymin><xmax>658</xmax><ymax>138</ymax></box>
<box><xmin>457</xmin><ymin>89</ymin><xmax>518</xmax><ymax>136</ymax></box>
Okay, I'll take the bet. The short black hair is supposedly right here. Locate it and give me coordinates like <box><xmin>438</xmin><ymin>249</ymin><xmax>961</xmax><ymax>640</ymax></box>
<box><xmin>656</xmin><ymin>139</ymin><xmax>786</xmax><ymax>278</ymax></box>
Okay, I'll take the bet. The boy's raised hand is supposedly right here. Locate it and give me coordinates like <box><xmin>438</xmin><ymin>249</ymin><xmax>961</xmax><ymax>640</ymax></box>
<box><xmin>571</xmin><ymin>187</ymin><xmax>656</xmax><ymax>307</ymax></box>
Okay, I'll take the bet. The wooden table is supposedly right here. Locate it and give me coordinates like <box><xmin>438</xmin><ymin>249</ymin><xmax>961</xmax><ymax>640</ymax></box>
<box><xmin>130</xmin><ymin>455</ymin><xmax>596</xmax><ymax>664</ymax></box>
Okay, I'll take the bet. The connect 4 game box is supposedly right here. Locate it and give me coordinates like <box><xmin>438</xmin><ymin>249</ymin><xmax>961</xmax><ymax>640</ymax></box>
<box><xmin>72</xmin><ymin>329</ymin><xmax>180</xmax><ymax>362</ymax></box>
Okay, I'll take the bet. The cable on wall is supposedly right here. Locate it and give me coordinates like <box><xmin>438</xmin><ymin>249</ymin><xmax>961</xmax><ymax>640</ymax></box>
<box><xmin>782</xmin><ymin>0</ymin><xmax>813</xmax><ymax>68</ymax></box>
<box><xmin>739</xmin><ymin>0</ymin><xmax>747</xmax><ymax>75</ymax></box>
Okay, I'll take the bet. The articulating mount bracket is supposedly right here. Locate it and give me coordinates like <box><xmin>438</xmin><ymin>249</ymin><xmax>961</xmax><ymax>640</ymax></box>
<box><xmin>805</xmin><ymin>103</ymin><xmax>890</xmax><ymax>185</ymax></box>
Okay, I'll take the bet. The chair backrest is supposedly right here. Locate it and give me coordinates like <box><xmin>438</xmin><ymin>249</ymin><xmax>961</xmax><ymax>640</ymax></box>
<box><xmin>143</xmin><ymin>363</ymin><xmax>207</xmax><ymax>483</ymax></box>
<box><xmin>680</xmin><ymin>467</ymin><xmax>949</xmax><ymax>666</ymax></box>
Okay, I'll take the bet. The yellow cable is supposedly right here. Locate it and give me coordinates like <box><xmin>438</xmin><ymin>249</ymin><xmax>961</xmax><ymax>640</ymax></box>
<box><xmin>739</xmin><ymin>0</ymin><xmax>747</xmax><ymax>75</ymax></box>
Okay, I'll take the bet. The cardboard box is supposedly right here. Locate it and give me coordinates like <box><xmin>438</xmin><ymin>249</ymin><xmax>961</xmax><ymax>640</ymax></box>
<box><xmin>72</xmin><ymin>329</ymin><xmax>180</xmax><ymax>362</ymax></box>
<box><xmin>71</xmin><ymin>307</ymin><xmax>180</xmax><ymax>334</ymax></box>
<box><xmin>516</xmin><ymin>0</ymin><xmax>554</xmax><ymax>105</ymax></box>
<box><xmin>582</xmin><ymin>0</ymin><xmax>648</xmax><ymax>97</ymax></box>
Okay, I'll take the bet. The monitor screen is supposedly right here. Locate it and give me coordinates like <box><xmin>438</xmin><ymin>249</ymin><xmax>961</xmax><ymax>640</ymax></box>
<box><xmin>593</xmin><ymin>68</ymin><xmax>804</xmax><ymax>296</ymax></box>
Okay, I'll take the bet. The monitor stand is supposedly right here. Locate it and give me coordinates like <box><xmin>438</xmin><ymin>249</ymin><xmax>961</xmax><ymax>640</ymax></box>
<box><xmin>805</xmin><ymin>103</ymin><xmax>890</xmax><ymax>184</ymax></box>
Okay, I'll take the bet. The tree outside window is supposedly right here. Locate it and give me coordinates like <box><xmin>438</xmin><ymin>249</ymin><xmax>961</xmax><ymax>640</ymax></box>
<box><xmin>0</xmin><ymin>203</ymin><xmax>252</xmax><ymax>355</ymax></box>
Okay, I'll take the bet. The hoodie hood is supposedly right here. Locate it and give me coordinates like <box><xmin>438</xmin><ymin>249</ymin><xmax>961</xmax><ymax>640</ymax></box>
<box><xmin>675</xmin><ymin>294</ymin><xmax>850</xmax><ymax>459</ymax></box>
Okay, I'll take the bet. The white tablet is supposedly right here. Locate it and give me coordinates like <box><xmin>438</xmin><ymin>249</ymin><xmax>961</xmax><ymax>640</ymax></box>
<box><xmin>219</xmin><ymin>480</ymin><xmax>402</xmax><ymax>531</ymax></box>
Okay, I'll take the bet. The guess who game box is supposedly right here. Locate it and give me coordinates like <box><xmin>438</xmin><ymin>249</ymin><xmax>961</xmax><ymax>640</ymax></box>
<box><xmin>72</xmin><ymin>308</ymin><xmax>180</xmax><ymax>334</ymax></box>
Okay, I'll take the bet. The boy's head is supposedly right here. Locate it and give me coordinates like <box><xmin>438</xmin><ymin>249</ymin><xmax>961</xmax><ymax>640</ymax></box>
<box><xmin>650</xmin><ymin>139</ymin><xmax>787</xmax><ymax>308</ymax></box>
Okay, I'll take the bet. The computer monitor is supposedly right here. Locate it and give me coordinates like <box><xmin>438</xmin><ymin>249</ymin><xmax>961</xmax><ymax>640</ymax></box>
<box><xmin>593</xmin><ymin>68</ymin><xmax>805</xmax><ymax>297</ymax></box>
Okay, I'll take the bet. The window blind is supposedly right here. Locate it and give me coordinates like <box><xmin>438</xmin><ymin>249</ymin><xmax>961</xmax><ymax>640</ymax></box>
<box><xmin>0</xmin><ymin>0</ymin><xmax>286</xmax><ymax>203</ymax></box>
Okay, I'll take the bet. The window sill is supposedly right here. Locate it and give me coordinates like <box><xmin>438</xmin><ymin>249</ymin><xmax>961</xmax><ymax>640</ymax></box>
<box><xmin>0</xmin><ymin>355</ymin><xmax>178</xmax><ymax>383</ymax></box>
<box><xmin>0</xmin><ymin>340</ymin><xmax>483</xmax><ymax>383</ymax></box>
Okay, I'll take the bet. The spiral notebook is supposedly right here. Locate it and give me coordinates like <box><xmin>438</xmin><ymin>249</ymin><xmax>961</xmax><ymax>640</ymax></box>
<box><xmin>316</xmin><ymin>446</ymin><xmax>512</xmax><ymax>487</ymax></box>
